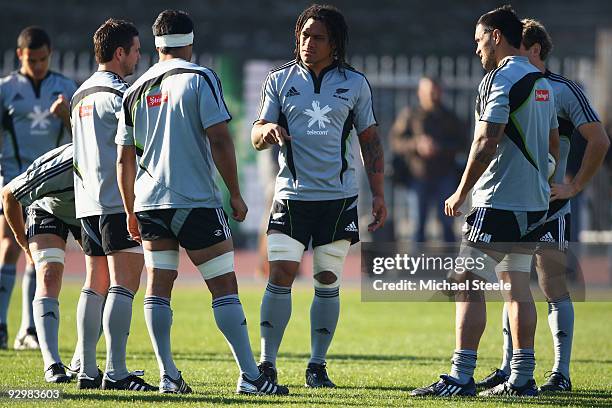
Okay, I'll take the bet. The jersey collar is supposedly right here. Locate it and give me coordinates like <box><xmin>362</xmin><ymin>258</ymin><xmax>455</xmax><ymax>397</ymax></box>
<box><xmin>18</xmin><ymin>70</ymin><xmax>52</xmax><ymax>98</ymax></box>
<box><xmin>297</xmin><ymin>60</ymin><xmax>340</xmax><ymax>94</ymax></box>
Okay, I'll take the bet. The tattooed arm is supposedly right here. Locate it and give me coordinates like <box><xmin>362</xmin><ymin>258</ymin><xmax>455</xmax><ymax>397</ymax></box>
<box><xmin>444</xmin><ymin>121</ymin><xmax>505</xmax><ymax>216</ymax></box>
<box><xmin>358</xmin><ymin>125</ymin><xmax>387</xmax><ymax>231</ymax></box>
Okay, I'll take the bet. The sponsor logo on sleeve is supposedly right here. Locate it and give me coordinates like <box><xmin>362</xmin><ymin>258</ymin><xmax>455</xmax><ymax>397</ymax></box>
<box><xmin>147</xmin><ymin>92</ymin><xmax>169</xmax><ymax>108</ymax></box>
<box><xmin>79</xmin><ymin>105</ymin><xmax>94</xmax><ymax>117</ymax></box>
<box><xmin>535</xmin><ymin>89</ymin><xmax>549</xmax><ymax>102</ymax></box>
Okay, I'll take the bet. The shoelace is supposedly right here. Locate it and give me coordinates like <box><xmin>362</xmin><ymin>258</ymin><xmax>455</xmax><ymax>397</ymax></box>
<box><xmin>543</xmin><ymin>371</ymin><xmax>568</xmax><ymax>387</ymax></box>
<box><xmin>311</xmin><ymin>364</ymin><xmax>329</xmax><ymax>377</ymax></box>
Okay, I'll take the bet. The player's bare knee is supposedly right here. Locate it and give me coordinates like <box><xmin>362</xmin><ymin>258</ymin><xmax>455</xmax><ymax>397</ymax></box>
<box><xmin>540</xmin><ymin>283</ymin><xmax>569</xmax><ymax>303</ymax></box>
<box><xmin>35</xmin><ymin>264</ymin><xmax>63</xmax><ymax>297</ymax></box>
<box><xmin>269</xmin><ymin>263</ymin><xmax>298</xmax><ymax>286</ymax></box>
<box><xmin>206</xmin><ymin>272</ymin><xmax>238</xmax><ymax>298</ymax></box>
<box><xmin>41</xmin><ymin>266</ymin><xmax>62</xmax><ymax>286</ymax></box>
<box><xmin>314</xmin><ymin>271</ymin><xmax>337</xmax><ymax>285</ymax></box>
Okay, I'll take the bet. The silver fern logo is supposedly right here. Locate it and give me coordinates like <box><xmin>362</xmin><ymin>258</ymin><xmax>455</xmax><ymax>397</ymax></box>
<box><xmin>304</xmin><ymin>100</ymin><xmax>331</xmax><ymax>135</ymax></box>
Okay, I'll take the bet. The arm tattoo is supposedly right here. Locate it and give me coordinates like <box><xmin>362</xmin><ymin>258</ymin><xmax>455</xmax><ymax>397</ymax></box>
<box><xmin>359</xmin><ymin>129</ymin><xmax>384</xmax><ymax>174</ymax></box>
<box><xmin>472</xmin><ymin>148</ymin><xmax>495</xmax><ymax>165</ymax></box>
<box><xmin>470</xmin><ymin>122</ymin><xmax>504</xmax><ymax>165</ymax></box>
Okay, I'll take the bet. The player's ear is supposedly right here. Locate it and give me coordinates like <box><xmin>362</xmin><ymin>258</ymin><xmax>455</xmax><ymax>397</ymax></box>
<box><xmin>115</xmin><ymin>46</ymin><xmax>124</xmax><ymax>61</ymax></box>
<box><xmin>492</xmin><ymin>29</ymin><xmax>502</xmax><ymax>45</ymax></box>
<box><xmin>16</xmin><ymin>48</ymin><xmax>23</xmax><ymax>59</ymax></box>
<box><xmin>532</xmin><ymin>43</ymin><xmax>542</xmax><ymax>59</ymax></box>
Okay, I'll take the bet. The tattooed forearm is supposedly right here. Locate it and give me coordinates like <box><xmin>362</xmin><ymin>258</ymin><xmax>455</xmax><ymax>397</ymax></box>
<box><xmin>456</xmin><ymin>121</ymin><xmax>505</xmax><ymax>196</ymax></box>
<box><xmin>470</xmin><ymin>121</ymin><xmax>504</xmax><ymax>165</ymax></box>
<box><xmin>359</xmin><ymin>127</ymin><xmax>384</xmax><ymax>174</ymax></box>
<box><xmin>471</xmin><ymin>145</ymin><xmax>496</xmax><ymax>165</ymax></box>
<box><xmin>358</xmin><ymin>126</ymin><xmax>385</xmax><ymax>198</ymax></box>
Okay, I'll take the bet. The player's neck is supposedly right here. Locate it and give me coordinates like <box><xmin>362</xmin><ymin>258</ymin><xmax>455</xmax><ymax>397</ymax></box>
<box><xmin>98</xmin><ymin>63</ymin><xmax>125</xmax><ymax>80</ymax></box>
<box><xmin>19</xmin><ymin>68</ymin><xmax>43</xmax><ymax>87</ymax></box>
<box><xmin>303</xmin><ymin>58</ymin><xmax>335</xmax><ymax>77</ymax></box>
<box><xmin>158</xmin><ymin>49</ymin><xmax>191</xmax><ymax>63</ymax></box>
<box><xmin>495</xmin><ymin>46</ymin><xmax>520</xmax><ymax>67</ymax></box>
<box><xmin>532</xmin><ymin>59</ymin><xmax>546</xmax><ymax>73</ymax></box>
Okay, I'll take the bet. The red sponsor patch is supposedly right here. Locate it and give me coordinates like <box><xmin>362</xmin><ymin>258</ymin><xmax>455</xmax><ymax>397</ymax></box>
<box><xmin>535</xmin><ymin>89</ymin><xmax>549</xmax><ymax>101</ymax></box>
<box><xmin>79</xmin><ymin>105</ymin><xmax>93</xmax><ymax>117</ymax></box>
<box><xmin>147</xmin><ymin>94</ymin><xmax>162</xmax><ymax>107</ymax></box>
<box><xmin>146</xmin><ymin>92</ymin><xmax>169</xmax><ymax>107</ymax></box>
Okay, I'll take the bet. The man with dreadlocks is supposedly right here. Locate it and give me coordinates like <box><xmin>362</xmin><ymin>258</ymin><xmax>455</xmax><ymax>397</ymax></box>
<box><xmin>251</xmin><ymin>4</ymin><xmax>386</xmax><ymax>388</ymax></box>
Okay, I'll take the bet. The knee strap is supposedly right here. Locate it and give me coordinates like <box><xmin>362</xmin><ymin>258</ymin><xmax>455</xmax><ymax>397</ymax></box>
<box><xmin>313</xmin><ymin>240</ymin><xmax>350</xmax><ymax>288</ymax></box>
<box><xmin>267</xmin><ymin>233</ymin><xmax>305</xmax><ymax>262</ymax></box>
<box><xmin>143</xmin><ymin>250</ymin><xmax>179</xmax><ymax>270</ymax></box>
<box><xmin>495</xmin><ymin>253</ymin><xmax>533</xmax><ymax>273</ymax></box>
<box><xmin>30</xmin><ymin>248</ymin><xmax>65</xmax><ymax>270</ymax></box>
<box><xmin>197</xmin><ymin>251</ymin><xmax>234</xmax><ymax>280</ymax></box>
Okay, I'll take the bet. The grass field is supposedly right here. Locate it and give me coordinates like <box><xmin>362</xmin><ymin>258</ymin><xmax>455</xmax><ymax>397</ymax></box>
<box><xmin>1</xmin><ymin>281</ymin><xmax>611</xmax><ymax>407</ymax></box>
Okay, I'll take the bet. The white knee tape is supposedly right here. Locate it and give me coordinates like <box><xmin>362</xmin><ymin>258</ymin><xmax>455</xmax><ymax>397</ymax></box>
<box><xmin>117</xmin><ymin>246</ymin><xmax>144</xmax><ymax>254</ymax></box>
<box><xmin>456</xmin><ymin>245</ymin><xmax>499</xmax><ymax>283</ymax></box>
<box><xmin>267</xmin><ymin>234</ymin><xmax>305</xmax><ymax>262</ymax></box>
<box><xmin>495</xmin><ymin>253</ymin><xmax>533</xmax><ymax>273</ymax></box>
<box><xmin>30</xmin><ymin>248</ymin><xmax>65</xmax><ymax>270</ymax></box>
<box><xmin>197</xmin><ymin>251</ymin><xmax>234</xmax><ymax>280</ymax></box>
<box><xmin>313</xmin><ymin>240</ymin><xmax>350</xmax><ymax>288</ymax></box>
<box><xmin>144</xmin><ymin>250</ymin><xmax>179</xmax><ymax>270</ymax></box>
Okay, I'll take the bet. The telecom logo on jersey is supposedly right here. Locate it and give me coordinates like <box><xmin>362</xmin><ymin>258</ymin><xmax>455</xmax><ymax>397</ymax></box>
<box><xmin>304</xmin><ymin>100</ymin><xmax>332</xmax><ymax>135</ymax></box>
<box><xmin>147</xmin><ymin>91</ymin><xmax>169</xmax><ymax>108</ymax></box>
<box><xmin>535</xmin><ymin>89</ymin><xmax>549</xmax><ymax>102</ymax></box>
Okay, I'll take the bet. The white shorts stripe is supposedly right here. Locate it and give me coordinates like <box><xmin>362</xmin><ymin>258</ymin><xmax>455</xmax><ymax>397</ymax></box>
<box><xmin>216</xmin><ymin>208</ymin><xmax>230</xmax><ymax>239</ymax></box>
<box><xmin>469</xmin><ymin>208</ymin><xmax>485</xmax><ymax>242</ymax></box>
<box><xmin>468</xmin><ymin>209</ymin><xmax>478</xmax><ymax>241</ymax></box>
<box><xmin>221</xmin><ymin>209</ymin><xmax>232</xmax><ymax>239</ymax></box>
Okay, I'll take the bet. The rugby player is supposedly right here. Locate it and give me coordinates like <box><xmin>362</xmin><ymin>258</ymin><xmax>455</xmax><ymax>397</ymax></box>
<box><xmin>71</xmin><ymin>18</ymin><xmax>156</xmax><ymax>391</ymax></box>
<box><xmin>477</xmin><ymin>18</ymin><xmax>610</xmax><ymax>393</ymax></box>
<box><xmin>411</xmin><ymin>6</ymin><xmax>559</xmax><ymax>397</ymax></box>
<box><xmin>116</xmin><ymin>9</ymin><xmax>287</xmax><ymax>395</ymax></box>
<box><xmin>0</xmin><ymin>26</ymin><xmax>76</xmax><ymax>350</ymax></box>
<box><xmin>1</xmin><ymin>144</ymin><xmax>79</xmax><ymax>383</ymax></box>
<box><xmin>251</xmin><ymin>4</ymin><xmax>386</xmax><ymax>388</ymax></box>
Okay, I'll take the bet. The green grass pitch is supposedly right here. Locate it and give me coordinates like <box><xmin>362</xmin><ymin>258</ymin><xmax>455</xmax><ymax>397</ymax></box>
<box><xmin>1</xmin><ymin>281</ymin><xmax>610</xmax><ymax>407</ymax></box>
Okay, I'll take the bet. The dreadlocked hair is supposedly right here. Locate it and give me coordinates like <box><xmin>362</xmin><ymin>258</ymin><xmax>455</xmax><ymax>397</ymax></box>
<box><xmin>294</xmin><ymin>4</ymin><xmax>348</xmax><ymax>67</ymax></box>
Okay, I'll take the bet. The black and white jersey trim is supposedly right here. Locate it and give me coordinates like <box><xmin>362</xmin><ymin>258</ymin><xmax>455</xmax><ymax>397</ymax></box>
<box><xmin>478</xmin><ymin>59</ymin><xmax>510</xmax><ymax>120</ymax></box>
<box><xmin>13</xmin><ymin>159</ymin><xmax>73</xmax><ymax>201</ymax></box>
<box><xmin>71</xmin><ymin>86</ymin><xmax>124</xmax><ymax>111</ymax></box>
<box><xmin>256</xmin><ymin>60</ymin><xmax>297</xmax><ymax>120</ymax></box>
<box><xmin>546</xmin><ymin>72</ymin><xmax>599</xmax><ymax>123</ymax></box>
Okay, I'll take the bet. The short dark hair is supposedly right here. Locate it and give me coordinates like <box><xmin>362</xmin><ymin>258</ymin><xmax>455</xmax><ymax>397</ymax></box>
<box><xmin>521</xmin><ymin>18</ymin><xmax>554</xmax><ymax>61</ymax></box>
<box><xmin>17</xmin><ymin>26</ymin><xmax>51</xmax><ymax>50</ymax></box>
<box><xmin>93</xmin><ymin>19</ymin><xmax>139</xmax><ymax>64</ymax></box>
<box><xmin>294</xmin><ymin>4</ymin><xmax>349</xmax><ymax>66</ymax></box>
<box><xmin>152</xmin><ymin>9</ymin><xmax>193</xmax><ymax>54</ymax></box>
<box><xmin>477</xmin><ymin>5</ymin><xmax>523</xmax><ymax>49</ymax></box>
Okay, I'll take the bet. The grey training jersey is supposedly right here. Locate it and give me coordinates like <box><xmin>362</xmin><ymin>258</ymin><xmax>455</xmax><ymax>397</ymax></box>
<box><xmin>6</xmin><ymin>143</ymin><xmax>76</xmax><ymax>226</ymax></box>
<box><xmin>257</xmin><ymin>60</ymin><xmax>377</xmax><ymax>201</ymax></box>
<box><xmin>0</xmin><ymin>71</ymin><xmax>77</xmax><ymax>183</ymax></box>
<box><xmin>72</xmin><ymin>71</ymin><xmax>127</xmax><ymax>218</ymax></box>
<box><xmin>116</xmin><ymin>58</ymin><xmax>230</xmax><ymax>212</ymax></box>
<box><xmin>544</xmin><ymin>70</ymin><xmax>600</xmax><ymax>221</ymax></box>
<box><xmin>473</xmin><ymin>56</ymin><xmax>558</xmax><ymax>212</ymax></box>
